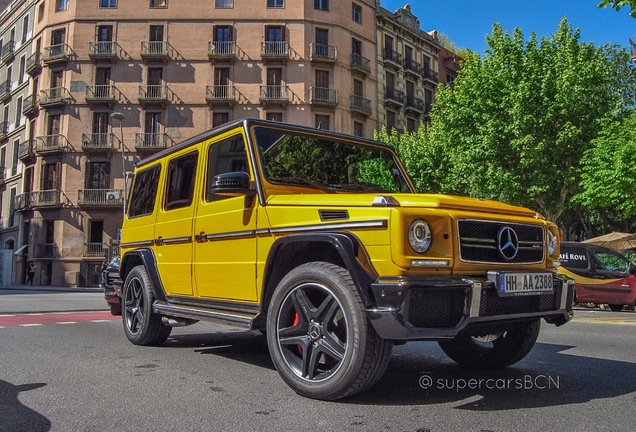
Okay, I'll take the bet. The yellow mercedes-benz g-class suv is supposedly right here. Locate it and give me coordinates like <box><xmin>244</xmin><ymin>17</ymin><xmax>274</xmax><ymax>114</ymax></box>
<box><xmin>114</xmin><ymin>119</ymin><xmax>573</xmax><ymax>400</ymax></box>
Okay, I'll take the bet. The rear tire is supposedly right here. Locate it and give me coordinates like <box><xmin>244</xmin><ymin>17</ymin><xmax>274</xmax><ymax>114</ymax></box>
<box><xmin>122</xmin><ymin>265</ymin><xmax>171</xmax><ymax>346</ymax></box>
<box><xmin>438</xmin><ymin>319</ymin><xmax>540</xmax><ymax>369</ymax></box>
<box><xmin>266</xmin><ymin>261</ymin><xmax>392</xmax><ymax>400</ymax></box>
<box><xmin>608</xmin><ymin>304</ymin><xmax>624</xmax><ymax>312</ymax></box>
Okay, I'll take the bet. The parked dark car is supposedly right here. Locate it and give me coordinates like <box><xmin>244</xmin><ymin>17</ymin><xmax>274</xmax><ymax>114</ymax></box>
<box><xmin>100</xmin><ymin>256</ymin><xmax>121</xmax><ymax>315</ymax></box>
<box><xmin>558</xmin><ymin>241</ymin><xmax>636</xmax><ymax>311</ymax></box>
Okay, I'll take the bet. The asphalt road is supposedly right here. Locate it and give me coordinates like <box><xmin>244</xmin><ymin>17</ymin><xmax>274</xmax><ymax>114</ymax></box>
<box><xmin>1</xmin><ymin>290</ymin><xmax>635</xmax><ymax>432</ymax></box>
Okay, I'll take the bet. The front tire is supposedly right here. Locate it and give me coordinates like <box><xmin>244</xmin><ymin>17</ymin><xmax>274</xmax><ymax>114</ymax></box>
<box><xmin>122</xmin><ymin>265</ymin><xmax>171</xmax><ymax>346</ymax></box>
<box><xmin>608</xmin><ymin>304</ymin><xmax>624</xmax><ymax>312</ymax></box>
<box><xmin>438</xmin><ymin>319</ymin><xmax>540</xmax><ymax>369</ymax></box>
<box><xmin>266</xmin><ymin>262</ymin><xmax>392</xmax><ymax>400</ymax></box>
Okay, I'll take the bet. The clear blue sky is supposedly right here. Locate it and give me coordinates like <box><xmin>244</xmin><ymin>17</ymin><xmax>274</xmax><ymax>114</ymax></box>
<box><xmin>380</xmin><ymin>0</ymin><xmax>635</xmax><ymax>54</ymax></box>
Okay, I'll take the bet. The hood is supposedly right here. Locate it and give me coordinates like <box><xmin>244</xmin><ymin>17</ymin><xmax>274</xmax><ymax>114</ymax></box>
<box><xmin>266</xmin><ymin>193</ymin><xmax>539</xmax><ymax>218</ymax></box>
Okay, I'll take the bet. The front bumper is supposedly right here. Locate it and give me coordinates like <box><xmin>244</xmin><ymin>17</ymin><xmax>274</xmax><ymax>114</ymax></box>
<box><xmin>366</xmin><ymin>275</ymin><xmax>574</xmax><ymax>341</ymax></box>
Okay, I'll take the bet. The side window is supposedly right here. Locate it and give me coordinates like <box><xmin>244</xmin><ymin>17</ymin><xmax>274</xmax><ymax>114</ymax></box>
<box><xmin>128</xmin><ymin>165</ymin><xmax>161</xmax><ymax>217</ymax></box>
<box><xmin>593</xmin><ymin>251</ymin><xmax>629</xmax><ymax>273</ymax></box>
<box><xmin>206</xmin><ymin>135</ymin><xmax>248</xmax><ymax>202</ymax></box>
<box><xmin>164</xmin><ymin>151</ymin><xmax>198</xmax><ymax>210</ymax></box>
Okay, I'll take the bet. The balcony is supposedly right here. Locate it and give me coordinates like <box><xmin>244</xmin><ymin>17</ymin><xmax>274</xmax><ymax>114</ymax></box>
<box><xmin>35</xmin><ymin>243</ymin><xmax>57</xmax><ymax>259</ymax></box>
<box><xmin>208</xmin><ymin>41</ymin><xmax>236</xmax><ymax>62</ymax></box>
<box><xmin>310</xmin><ymin>43</ymin><xmax>337</xmax><ymax>64</ymax></box>
<box><xmin>43</xmin><ymin>43</ymin><xmax>72</xmax><ymax>64</ymax></box>
<box><xmin>18</xmin><ymin>140</ymin><xmax>36</xmax><ymax>162</ymax></box>
<box><xmin>0</xmin><ymin>80</ymin><xmax>10</xmax><ymax>103</ymax></box>
<box><xmin>23</xmin><ymin>94</ymin><xmax>39</xmax><ymax>117</ymax></box>
<box><xmin>88</xmin><ymin>41</ymin><xmax>119</xmax><ymax>62</ymax></box>
<box><xmin>309</xmin><ymin>86</ymin><xmax>338</xmax><ymax>108</ymax></box>
<box><xmin>383</xmin><ymin>49</ymin><xmax>402</xmax><ymax>69</ymax></box>
<box><xmin>205</xmin><ymin>85</ymin><xmax>235</xmax><ymax>106</ymax></box>
<box><xmin>138</xmin><ymin>85</ymin><xmax>169</xmax><ymax>107</ymax></box>
<box><xmin>384</xmin><ymin>87</ymin><xmax>405</xmax><ymax>107</ymax></box>
<box><xmin>35</xmin><ymin>134</ymin><xmax>70</xmax><ymax>154</ymax></box>
<box><xmin>85</xmin><ymin>85</ymin><xmax>117</xmax><ymax>106</ymax></box>
<box><xmin>78</xmin><ymin>189</ymin><xmax>123</xmax><ymax>207</ymax></box>
<box><xmin>261</xmin><ymin>41</ymin><xmax>289</xmax><ymax>62</ymax></box>
<box><xmin>0</xmin><ymin>167</ymin><xmax>5</xmax><ymax>185</ymax></box>
<box><xmin>404</xmin><ymin>59</ymin><xmax>422</xmax><ymax>78</ymax></box>
<box><xmin>81</xmin><ymin>133</ymin><xmax>115</xmax><ymax>152</ymax></box>
<box><xmin>140</xmin><ymin>41</ymin><xmax>170</xmax><ymax>62</ymax></box>
<box><xmin>30</xmin><ymin>190</ymin><xmax>61</xmax><ymax>209</ymax></box>
<box><xmin>0</xmin><ymin>121</ymin><xmax>8</xmax><ymax>141</ymax></box>
<box><xmin>14</xmin><ymin>192</ymin><xmax>30</xmax><ymax>211</ymax></box>
<box><xmin>85</xmin><ymin>242</ymin><xmax>107</xmax><ymax>257</ymax></box>
<box><xmin>40</xmin><ymin>87</ymin><xmax>72</xmax><ymax>108</ymax></box>
<box><xmin>259</xmin><ymin>85</ymin><xmax>289</xmax><ymax>105</ymax></box>
<box><xmin>350</xmin><ymin>95</ymin><xmax>371</xmax><ymax>116</ymax></box>
<box><xmin>135</xmin><ymin>133</ymin><xmax>170</xmax><ymax>152</ymax></box>
<box><xmin>350</xmin><ymin>53</ymin><xmax>371</xmax><ymax>76</ymax></box>
<box><xmin>1</xmin><ymin>40</ymin><xmax>15</xmax><ymax>63</ymax></box>
<box><xmin>405</xmin><ymin>95</ymin><xmax>424</xmax><ymax>114</ymax></box>
<box><xmin>26</xmin><ymin>52</ymin><xmax>42</xmax><ymax>76</ymax></box>
<box><xmin>422</xmin><ymin>67</ymin><xmax>439</xmax><ymax>84</ymax></box>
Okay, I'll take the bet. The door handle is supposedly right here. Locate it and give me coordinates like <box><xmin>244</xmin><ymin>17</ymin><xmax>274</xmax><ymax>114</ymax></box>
<box><xmin>195</xmin><ymin>233</ymin><xmax>207</xmax><ymax>242</ymax></box>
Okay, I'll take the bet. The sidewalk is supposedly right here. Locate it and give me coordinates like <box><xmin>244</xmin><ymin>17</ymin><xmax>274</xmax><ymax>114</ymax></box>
<box><xmin>0</xmin><ymin>284</ymin><xmax>103</xmax><ymax>293</ymax></box>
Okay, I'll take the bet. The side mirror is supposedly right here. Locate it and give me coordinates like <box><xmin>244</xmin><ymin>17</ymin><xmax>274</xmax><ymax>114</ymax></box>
<box><xmin>210</xmin><ymin>172</ymin><xmax>254</xmax><ymax>196</ymax></box>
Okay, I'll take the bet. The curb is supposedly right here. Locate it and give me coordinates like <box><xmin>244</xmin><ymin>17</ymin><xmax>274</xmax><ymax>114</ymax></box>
<box><xmin>1</xmin><ymin>285</ymin><xmax>103</xmax><ymax>294</ymax></box>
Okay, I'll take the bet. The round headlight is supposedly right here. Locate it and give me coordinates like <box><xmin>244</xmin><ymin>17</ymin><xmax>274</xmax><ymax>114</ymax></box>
<box><xmin>409</xmin><ymin>219</ymin><xmax>432</xmax><ymax>253</ymax></box>
<box><xmin>547</xmin><ymin>230</ymin><xmax>558</xmax><ymax>256</ymax></box>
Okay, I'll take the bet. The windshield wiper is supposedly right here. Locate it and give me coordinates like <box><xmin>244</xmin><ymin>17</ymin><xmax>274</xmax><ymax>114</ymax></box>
<box><xmin>326</xmin><ymin>183</ymin><xmax>388</xmax><ymax>192</ymax></box>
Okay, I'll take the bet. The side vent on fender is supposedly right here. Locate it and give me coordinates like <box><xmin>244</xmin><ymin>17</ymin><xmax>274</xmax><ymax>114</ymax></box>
<box><xmin>319</xmin><ymin>210</ymin><xmax>349</xmax><ymax>221</ymax></box>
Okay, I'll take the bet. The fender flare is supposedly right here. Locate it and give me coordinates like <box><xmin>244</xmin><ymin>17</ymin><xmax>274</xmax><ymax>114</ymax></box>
<box><xmin>119</xmin><ymin>248</ymin><xmax>167</xmax><ymax>302</ymax></box>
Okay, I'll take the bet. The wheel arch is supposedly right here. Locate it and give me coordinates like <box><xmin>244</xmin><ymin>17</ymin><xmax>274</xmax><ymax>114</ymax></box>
<box><xmin>260</xmin><ymin>232</ymin><xmax>377</xmax><ymax>316</ymax></box>
<box><xmin>120</xmin><ymin>248</ymin><xmax>167</xmax><ymax>302</ymax></box>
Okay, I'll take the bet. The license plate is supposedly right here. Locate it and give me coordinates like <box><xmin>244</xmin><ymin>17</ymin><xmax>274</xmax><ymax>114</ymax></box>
<box><xmin>488</xmin><ymin>271</ymin><xmax>553</xmax><ymax>297</ymax></box>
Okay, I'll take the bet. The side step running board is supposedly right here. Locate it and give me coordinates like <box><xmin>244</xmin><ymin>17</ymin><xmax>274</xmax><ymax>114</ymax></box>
<box><xmin>153</xmin><ymin>301</ymin><xmax>257</xmax><ymax>329</ymax></box>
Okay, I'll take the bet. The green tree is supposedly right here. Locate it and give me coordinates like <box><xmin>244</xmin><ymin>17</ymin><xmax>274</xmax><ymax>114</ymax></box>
<box><xmin>426</xmin><ymin>19</ymin><xmax>635</xmax><ymax>223</ymax></box>
<box><xmin>598</xmin><ymin>0</ymin><xmax>636</xmax><ymax>18</ymax></box>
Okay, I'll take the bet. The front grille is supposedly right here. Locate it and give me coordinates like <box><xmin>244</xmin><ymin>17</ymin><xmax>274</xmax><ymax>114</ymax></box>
<box><xmin>458</xmin><ymin>220</ymin><xmax>544</xmax><ymax>264</ymax></box>
<box><xmin>408</xmin><ymin>287</ymin><xmax>467</xmax><ymax>327</ymax></box>
<box><xmin>479</xmin><ymin>278</ymin><xmax>562</xmax><ymax>316</ymax></box>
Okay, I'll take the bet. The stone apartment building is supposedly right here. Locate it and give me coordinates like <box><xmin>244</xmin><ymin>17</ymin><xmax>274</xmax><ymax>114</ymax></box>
<box><xmin>0</xmin><ymin>0</ymin><xmax>454</xmax><ymax>287</ymax></box>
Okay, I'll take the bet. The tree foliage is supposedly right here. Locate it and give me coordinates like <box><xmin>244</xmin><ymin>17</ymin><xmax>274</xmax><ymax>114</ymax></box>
<box><xmin>598</xmin><ymin>0</ymin><xmax>636</xmax><ymax>18</ymax></box>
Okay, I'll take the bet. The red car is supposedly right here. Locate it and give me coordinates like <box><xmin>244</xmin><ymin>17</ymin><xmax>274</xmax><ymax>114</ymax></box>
<box><xmin>558</xmin><ymin>241</ymin><xmax>636</xmax><ymax>311</ymax></box>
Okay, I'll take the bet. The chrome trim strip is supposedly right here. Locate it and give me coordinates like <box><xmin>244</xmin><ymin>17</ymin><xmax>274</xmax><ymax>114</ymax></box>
<box><xmin>269</xmin><ymin>219</ymin><xmax>387</xmax><ymax>234</ymax></box>
<box><xmin>159</xmin><ymin>236</ymin><xmax>192</xmax><ymax>245</ymax></box>
<box><xmin>120</xmin><ymin>240</ymin><xmax>154</xmax><ymax>248</ymax></box>
<box><xmin>205</xmin><ymin>230</ymin><xmax>256</xmax><ymax>240</ymax></box>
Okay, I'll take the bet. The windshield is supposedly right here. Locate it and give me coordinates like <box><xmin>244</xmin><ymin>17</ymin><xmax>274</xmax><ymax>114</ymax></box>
<box><xmin>254</xmin><ymin>127</ymin><xmax>412</xmax><ymax>193</ymax></box>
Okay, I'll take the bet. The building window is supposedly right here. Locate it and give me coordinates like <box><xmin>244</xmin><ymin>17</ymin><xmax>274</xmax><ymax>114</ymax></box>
<box><xmin>314</xmin><ymin>0</ymin><xmax>328</xmax><ymax>11</ymax></box>
<box><xmin>11</xmin><ymin>139</ymin><xmax>19</xmax><ymax>176</ymax></box>
<box><xmin>315</xmin><ymin>114</ymin><xmax>330</xmax><ymax>130</ymax></box>
<box><xmin>267</xmin><ymin>0</ymin><xmax>283</xmax><ymax>7</ymax></box>
<box><xmin>215</xmin><ymin>0</ymin><xmax>233</xmax><ymax>7</ymax></box>
<box><xmin>56</xmin><ymin>0</ymin><xmax>69</xmax><ymax>12</ymax></box>
<box><xmin>38</xmin><ymin>3</ymin><xmax>45</xmax><ymax>22</ymax></box>
<box><xmin>353</xmin><ymin>121</ymin><xmax>364</xmax><ymax>137</ymax></box>
<box><xmin>99</xmin><ymin>0</ymin><xmax>117</xmax><ymax>7</ymax></box>
<box><xmin>353</xmin><ymin>79</ymin><xmax>363</xmax><ymax>97</ymax></box>
<box><xmin>22</xmin><ymin>16</ymin><xmax>29</xmax><ymax>43</ymax></box>
<box><xmin>352</xmin><ymin>3</ymin><xmax>362</xmax><ymax>23</ymax></box>
<box><xmin>386</xmin><ymin>111</ymin><xmax>396</xmax><ymax>132</ymax></box>
<box><xmin>149</xmin><ymin>0</ymin><xmax>167</xmax><ymax>7</ymax></box>
<box><xmin>266</xmin><ymin>112</ymin><xmax>283</xmax><ymax>122</ymax></box>
<box><xmin>18</xmin><ymin>56</ymin><xmax>26</xmax><ymax>84</ymax></box>
<box><xmin>86</xmin><ymin>161</ymin><xmax>110</xmax><ymax>189</ymax></box>
<box><xmin>213</xmin><ymin>26</ymin><xmax>233</xmax><ymax>43</ymax></box>
<box><xmin>15</xmin><ymin>98</ymin><xmax>22</xmax><ymax>128</ymax></box>
<box><xmin>212</xmin><ymin>112</ymin><xmax>230</xmax><ymax>127</ymax></box>
<box><xmin>406</xmin><ymin>117</ymin><xmax>417</xmax><ymax>133</ymax></box>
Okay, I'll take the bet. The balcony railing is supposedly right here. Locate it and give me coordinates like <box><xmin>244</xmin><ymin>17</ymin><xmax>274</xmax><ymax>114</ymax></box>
<box><xmin>208</xmin><ymin>41</ymin><xmax>236</xmax><ymax>60</ymax></box>
<box><xmin>78</xmin><ymin>189</ymin><xmax>123</xmax><ymax>206</ymax></box>
<box><xmin>205</xmin><ymin>85</ymin><xmax>235</xmax><ymax>103</ymax></box>
<box><xmin>350</xmin><ymin>53</ymin><xmax>371</xmax><ymax>75</ymax></box>
<box><xmin>309</xmin><ymin>86</ymin><xmax>338</xmax><ymax>107</ymax></box>
<box><xmin>85</xmin><ymin>85</ymin><xmax>116</xmax><ymax>103</ymax></box>
<box><xmin>35</xmin><ymin>134</ymin><xmax>70</xmax><ymax>153</ymax></box>
<box><xmin>0</xmin><ymin>167</ymin><xmax>5</xmax><ymax>184</ymax></box>
<box><xmin>404</xmin><ymin>59</ymin><xmax>422</xmax><ymax>77</ymax></box>
<box><xmin>0</xmin><ymin>121</ymin><xmax>8</xmax><ymax>140</ymax></box>
<box><xmin>261</xmin><ymin>41</ymin><xmax>289</xmax><ymax>59</ymax></box>
<box><xmin>26</xmin><ymin>52</ymin><xmax>42</xmax><ymax>76</ymax></box>
<box><xmin>14</xmin><ymin>192</ymin><xmax>30</xmax><ymax>211</ymax></box>
<box><xmin>1</xmin><ymin>40</ymin><xmax>15</xmax><ymax>63</ymax></box>
<box><xmin>422</xmin><ymin>67</ymin><xmax>439</xmax><ymax>83</ymax></box>
<box><xmin>140</xmin><ymin>41</ymin><xmax>170</xmax><ymax>60</ymax></box>
<box><xmin>40</xmin><ymin>87</ymin><xmax>72</xmax><ymax>107</ymax></box>
<box><xmin>23</xmin><ymin>94</ymin><xmax>38</xmax><ymax>117</ymax></box>
<box><xmin>85</xmin><ymin>242</ymin><xmax>107</xmax><ymax>257</ymax></box>
<box><xmin>88</xmin><ymin>41</ymin><xmax>119</xmax><ymax>60</ymax></box>
<box><xmin>383</xmin><ymin>49</ymin><xmax>402</xmax><ymax>67</ymax></box>
<box><xmin>138</xmin><ymin>85</ymin><xmax>169</xmax><ymax>105</ymax></box>
<box><xmin>18</xmin><ymin>140</ymin><xmax>35</xmax><ymax>161</ymax></box>
<box><xmin>30</xmin><ymin>190</ymin><xmax>61</xmax><ymax>208</ymax></box>
<box><xmin>405</xmin><ymin>95</ymin><xmax>424</xmax><ymax>113</ymax></box>
<box><xmin>310</xmin><ymin>43</ymin><xmax>337</xmax><ymax>63</ymax></box>
<box><xmin>384</xmin><ymin>87</ymin><xmax>405</xmax><ymax>106</ymax></box>
<box><xmin>135</xmin><ymin>133</ymin><xmax>170</xmax><ymax>150</ymax></box>
<box><xmin>35</xmin><ymin>243</ymin><xmax>57</xmax><ymax>259</ymax></box>
<box><xmin>350</xmin><ymin>95</ymin><xmax>371</xmax><ymax>116</ymax></box>
<box><xmin>259</xmin><ymin>85</ymin><xmax>289</xmax><ymax>104</ymax></box>
<box><xmin>81</xmin><ymin>133</ymin><xmax>115</xmax><ymax>151</ymax></box>
<box><xmin>0</xmin><ymin>80</ymin><xmax>10</xmax><ymax>103</ymax></box>
<box><xmin>43</xmin><ymin>43</ymin><xmax>72</xmax><ymax>63</ymax></box>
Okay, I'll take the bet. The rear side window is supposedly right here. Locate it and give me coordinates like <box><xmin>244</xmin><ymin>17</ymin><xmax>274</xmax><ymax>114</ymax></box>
<box><xmin>164</xmin><ymin>151</ymin><xmax>198</xmax><ymax>210</ymax></box>
<box><xmin>128</xmin><ymin>165</ymin><xmax>161</xmax><ymax>217</ymax></box>
<box><xmin>593</xmin><ymin>251</ymin><xmax>629</xmax><ymax>273</ymax></box>
<box><xmin>559</xmin><ymin>247</ymin><xmax>589</xmax><ymax>270</ymax></box>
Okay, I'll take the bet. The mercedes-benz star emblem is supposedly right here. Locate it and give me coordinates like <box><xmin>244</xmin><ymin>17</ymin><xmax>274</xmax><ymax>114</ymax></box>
<box><xmin>497</xmin><ymin>226</ymin><xmax>519</xmax><ymax>260</ymax></box>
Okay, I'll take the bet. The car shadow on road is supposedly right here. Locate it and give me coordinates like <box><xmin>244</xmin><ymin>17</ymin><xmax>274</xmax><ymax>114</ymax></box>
<box><xmin>0</xmin><ymin>380</ymin><xmax>51</xmax><ymax>431</ymax></box>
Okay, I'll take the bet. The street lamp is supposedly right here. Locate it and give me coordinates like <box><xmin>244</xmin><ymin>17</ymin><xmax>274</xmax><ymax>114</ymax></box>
<box><xmin>110</xmin><ymin>112</ymin><xmax>126</xmax><ymax>218</ymax></box>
